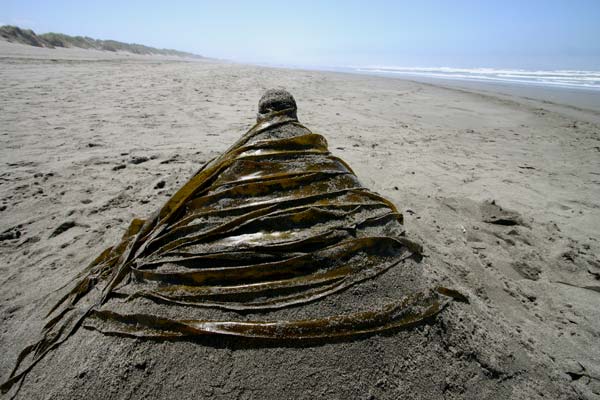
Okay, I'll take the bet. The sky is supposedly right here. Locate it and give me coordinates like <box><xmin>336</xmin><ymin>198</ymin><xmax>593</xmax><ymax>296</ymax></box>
<box><xmin>2</xmin><ymin>0</ymin><xmax>600</xmax><ymax>70</ymax></box>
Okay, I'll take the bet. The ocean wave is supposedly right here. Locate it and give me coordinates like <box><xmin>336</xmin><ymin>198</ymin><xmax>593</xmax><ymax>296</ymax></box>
<box><xmin>354</xmin><ymin>67</ymin><xmax>600</xmax><ymax>90</ymax></box>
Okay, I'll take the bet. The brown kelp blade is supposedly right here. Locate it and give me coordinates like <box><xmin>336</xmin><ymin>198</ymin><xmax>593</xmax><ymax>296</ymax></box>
<box><xmin>85</xmin><ymin>290</ymin><xmax>451</xmax><ymax>340</ymax></box>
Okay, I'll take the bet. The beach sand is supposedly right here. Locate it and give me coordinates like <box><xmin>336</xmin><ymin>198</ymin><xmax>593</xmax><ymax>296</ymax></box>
<box><xmin>1</xmin><ymin>41</ymin><xmax>599</xmax><ymax>399</ymax></box>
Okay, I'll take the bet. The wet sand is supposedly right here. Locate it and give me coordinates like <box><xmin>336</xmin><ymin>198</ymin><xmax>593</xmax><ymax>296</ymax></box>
<box><xmin>371</xmin><ymin>75</ymin><xmax>600</xmax><ymax>124</ymax></box>
<box><xmin>1</xmin><ymin>41</ymin><xmax>599</xmax><ymax>399</ymax></box>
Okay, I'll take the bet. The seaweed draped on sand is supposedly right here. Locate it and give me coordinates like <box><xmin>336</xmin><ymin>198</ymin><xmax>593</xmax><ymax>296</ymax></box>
<box><xmin>2</xmin><ymin>89</ymin><xmax>463</xmax><ymax>394</ymax></box>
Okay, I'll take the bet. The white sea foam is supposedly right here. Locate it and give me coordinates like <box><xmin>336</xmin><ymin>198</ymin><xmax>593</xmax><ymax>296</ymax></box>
<box><xmin>354</xmin><ymin>67</ymin><xmax>600</xmax><ymax>90</ymax></box>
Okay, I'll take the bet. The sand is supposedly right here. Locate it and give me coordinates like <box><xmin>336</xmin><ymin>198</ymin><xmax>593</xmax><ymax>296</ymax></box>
<box><xmin>1</xmin><ymin>40</ymin><xmax>599</xmax><ymax>399</ymax></box>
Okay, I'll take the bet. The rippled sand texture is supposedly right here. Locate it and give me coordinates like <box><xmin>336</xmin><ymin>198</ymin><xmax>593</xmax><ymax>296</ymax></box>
<box><xmin>1</xmin><ymin>41</ymin><xmax>599</xmax><ymax>399</ymax></box>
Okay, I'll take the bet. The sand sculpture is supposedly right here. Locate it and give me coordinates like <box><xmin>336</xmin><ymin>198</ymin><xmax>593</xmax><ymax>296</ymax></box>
<box><xmin>2</xmin><ymin>89</ymin><xmax>464</xmax><ymax>394</ymax></box>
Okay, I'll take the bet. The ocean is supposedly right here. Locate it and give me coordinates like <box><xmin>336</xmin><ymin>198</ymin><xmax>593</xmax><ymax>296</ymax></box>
<box><xmin>354</xmin><ymin>67</ymin><xmax>600</xmax><ymax>91</ymax></box>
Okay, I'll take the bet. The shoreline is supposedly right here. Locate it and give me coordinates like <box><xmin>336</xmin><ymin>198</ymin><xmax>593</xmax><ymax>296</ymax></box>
<box><xmin>372</xmin><ymin>74</ymin><xmax>600</xmax><ymax>124</ymax></box>
<box><xmin>2</xmin><ymin>39</ymin><xmax>598</xmax><ymax>122</ymax></box>
<box><xmin>260</xmin><ymin>65</ymin><xmax>600</xmax><ymax>126</ymax></box>
<box><xmin>309</xmin><ymin>66</ymin><xmax>600</xmax><ymax>123</ymax></box>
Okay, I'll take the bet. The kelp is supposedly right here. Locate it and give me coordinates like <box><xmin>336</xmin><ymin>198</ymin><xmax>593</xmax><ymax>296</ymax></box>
<box><xmin>1</xmin><ymin>100</ymin><xmax>464</xmax><ymax>395</ymax></box>
<box><xmin>86</xmin><ymin>288</ymin><xmax>450</xmax><ymax>340</ymax></box>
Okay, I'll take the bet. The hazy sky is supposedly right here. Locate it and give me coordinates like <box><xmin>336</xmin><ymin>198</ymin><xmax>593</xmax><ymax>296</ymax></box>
<box><xmin>2</xmin><ymin>0</ymin><xmax>600</xmax><ymax>69</ymax></box>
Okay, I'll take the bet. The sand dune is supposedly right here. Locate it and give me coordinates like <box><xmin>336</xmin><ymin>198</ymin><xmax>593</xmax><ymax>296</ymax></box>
<box><xmin>1</xmin><ymin>42</ymin><xmax>599</xmax><ymax>399</ymax></box>
<box><xmin>0</xmin><ymin>25</ymin><xmax>205</xmax><ymax>58</ymax></box>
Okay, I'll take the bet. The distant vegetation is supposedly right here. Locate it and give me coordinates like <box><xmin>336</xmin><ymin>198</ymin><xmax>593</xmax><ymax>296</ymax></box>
<box><xmin>0</xmin><ymin>25</ymin><xmax>204</xmax><ymax>58</ymax></box>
